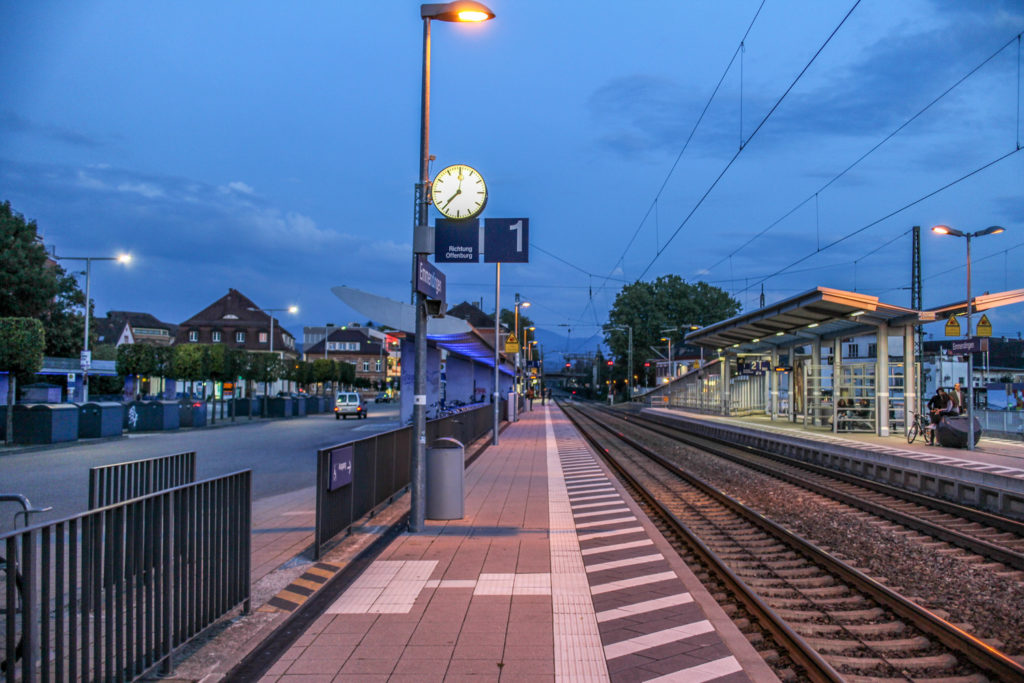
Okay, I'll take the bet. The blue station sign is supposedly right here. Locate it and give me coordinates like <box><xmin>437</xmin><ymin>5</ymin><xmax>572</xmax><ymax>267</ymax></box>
<box><xmin>328</xmin><ymin>445</ymin><xmax>353</xmax><ymax>491</ymax></box>
<box><xmin>484</xmin><ymin>218</ymin><xmax>529</xmax><ymax>263</ymax></box>
<box><xmin>416</xmin><ymin>255</ymin><xmax>446</xmax><ymax>302</ymax></box>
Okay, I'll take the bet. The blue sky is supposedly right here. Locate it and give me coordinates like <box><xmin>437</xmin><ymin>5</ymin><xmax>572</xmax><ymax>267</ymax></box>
<box><xmin>2</xmin><ymin>1</ymin><xmax>1022</xmax><ymax>359</ymax></box>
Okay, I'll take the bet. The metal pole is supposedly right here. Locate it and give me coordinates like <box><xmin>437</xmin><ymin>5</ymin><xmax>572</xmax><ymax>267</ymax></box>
<box><xmin>493</xmin><ymin>263</ymin><xmax>501</xmax><ymax>444</ymax></box>
<box><xmin>83</xmin><ymin>258</ymin><xmax>92</xmax><ymax>403</ymax></box>
<box><xmin>409</xmin><ymin>15</ymin><xmax>432</xmax><ymax>532</ymax></box>
<box><xmin>514</xmin><ymin>294</ymin><xmax>520</xmax><ymax>403</ymax></box>
<box><xmin>627</xmin><ymin>326</ymin><xmax>633</xmax><ymax>401</ymax></box>
<box><xmin>966</xmin><ymin>235</ymin><xmax>975</xmax><ymax>451</ymax></box>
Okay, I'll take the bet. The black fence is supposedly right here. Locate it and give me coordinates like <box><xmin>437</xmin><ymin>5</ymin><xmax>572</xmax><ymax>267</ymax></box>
<box><xmin>88</xmin><ymin>452</ymin><xmax>197</xmax><ymax>510</ymax></box>
<box><xmin>1</xmin><ymin>470</ymin><xmax>251</xmax><ymax>682</ymax></box>
<box><xmin>314</xmin><ymin>403</ymin><xmax>502</xmax><ymax>559</ymax></box>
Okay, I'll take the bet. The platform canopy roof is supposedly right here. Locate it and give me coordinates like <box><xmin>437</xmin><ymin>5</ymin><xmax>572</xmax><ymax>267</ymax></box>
<box><xmin>332</xmin><ymin>285</ymin><xmax>512</xmax><ymax>372</ymax></box>
<box><xmin>684</xmin><ymin>287</ymin><xmax>929</xmax><ymax>353</ymax></box>
<box><xmin>685</xmin><ymin>286</ymin><xmax>1024</xmax><ymax>354</ymax></box>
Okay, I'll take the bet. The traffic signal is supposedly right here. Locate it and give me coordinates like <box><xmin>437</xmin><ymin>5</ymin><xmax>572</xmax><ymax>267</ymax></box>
<box><xmin>644</xmin><ymin>362</ymin><xmax>650</xmax><ymax>367</ymax></box>
<box><xmin>565</xmin><ymin>362</ymin><xmax>571</xmax><ymax>368</ymax></box>
<box><xmin>607</xmin><ymin>360</ymin><xmax>614</xmax><ymax>366</ymax></box>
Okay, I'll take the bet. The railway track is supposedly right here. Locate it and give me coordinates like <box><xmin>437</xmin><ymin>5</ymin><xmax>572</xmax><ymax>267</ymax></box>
<box><xmin>605</xmin><ymin>407</ymin><xmax>1024</xmax><ymax>574</ymax></box>
<box><xmin>562</xmin><ymin>401</ymin><xmax>1024</xmax><ymax>682</ymax></box>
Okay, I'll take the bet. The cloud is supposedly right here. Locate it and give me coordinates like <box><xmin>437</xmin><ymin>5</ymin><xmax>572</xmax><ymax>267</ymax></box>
<box><xmin>75</xmin><ymin>170</ymin><xmax>107</xmax><ymax>190</ymax></box>
<box><xmin>222</xmin><ymin>180</ymin><xmax>255</xmax><ymax>195</ymax></box>
<box><xmin>117</xmin><ymin>182</ymin><xmax>165</xmax><ymax>199</ymax></box>
<box><xmin>0</xmin><ymin>110</ymin><xmax>106</xmax><ymax>148</ymax></box>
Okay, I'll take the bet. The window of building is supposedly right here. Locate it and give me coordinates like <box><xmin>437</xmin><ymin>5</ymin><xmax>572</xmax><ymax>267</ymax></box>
<box><xmin>375</xmin><ymin>359</ymin><xmax>382</xmax><ymax>372</ymax></box>
<box><xmin>236</xmin><ymin>331</ymin><xmax>246</xmax><ymax>343</ymax></box>
<box><xmin>867</xmin><ymin>343</ymin><xmax>877</xmax><ymax>358</ymax></box>
<box><xmin>188</xmin><ymin>330</ymin><xmax>198</xmax><ymax>342</ymax></box>
<box><xmin>362</xmin><ymin>361</ymin><xmax>370</xmax><ymax>371</ymax></box>
<box><xmin>259</xmin><ymin>332</ymin><xmax>268</xmax><ymax>343</ymax></box>
<box><xmin>212</xmin><ymin>331</ymin><xmax>222</xmax><ymax>342</ymax></box>
<box><xmin>847</xmin><ymin>344</ymin><xmax>859</xmax><ymax>358</ymax></box>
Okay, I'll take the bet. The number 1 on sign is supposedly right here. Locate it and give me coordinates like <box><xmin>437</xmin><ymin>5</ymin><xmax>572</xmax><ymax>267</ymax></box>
<box><xmin>509</xmin><ymin>220</ymin><xmax>523</xmax><ymax>252</ymax></box>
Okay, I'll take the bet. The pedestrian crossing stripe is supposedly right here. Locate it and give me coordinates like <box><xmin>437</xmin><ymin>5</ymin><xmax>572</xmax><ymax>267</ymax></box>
<box><xmin>258</xmin><ymin>562</ymin><xmax>342</xmax><ymax>613</ymax></box>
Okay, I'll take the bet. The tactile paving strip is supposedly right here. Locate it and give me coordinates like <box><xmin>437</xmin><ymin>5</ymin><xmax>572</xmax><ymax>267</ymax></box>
<box><xmin>549</xmin><ymin>409</ymin><xmax>748</xmax><ymax>683</ymax></box>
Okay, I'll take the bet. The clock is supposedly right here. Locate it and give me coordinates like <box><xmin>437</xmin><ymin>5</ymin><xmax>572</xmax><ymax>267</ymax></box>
<box><xmin>430</xmin><ymin>164</ymin><xmax>487</xmax><ymax>220</ymax></box>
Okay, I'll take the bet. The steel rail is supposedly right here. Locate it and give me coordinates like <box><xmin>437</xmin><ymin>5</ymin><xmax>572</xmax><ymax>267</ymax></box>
<box><xmin>561</xmin><ymin>404</ymin><xmax>844</xmax><ymax>683</ymax></box>
<box><xmin>613</xmin><ymin>408</ymin><xmax>1024</xmax><ymax>569</ymax></box>
<box><xmin>565</xmin><ymin>403</ymin><xmax>1024</xmax><ymax>683</ymax></box>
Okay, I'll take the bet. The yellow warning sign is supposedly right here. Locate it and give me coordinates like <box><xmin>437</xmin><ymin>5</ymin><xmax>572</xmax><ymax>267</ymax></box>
<box><xmin>977</xmin><ymin>314</ymin><xmax>992</xmax><ymax>337</ymax></box>
<box><xmin>944</xmin><ymin>314</ymin><xmax>961</xmax><ymax>337</ymax></box>
<box><xmin>504</xmin><ymin>333</ymin><xmax>520</xmax><ymax>353</ymax></box>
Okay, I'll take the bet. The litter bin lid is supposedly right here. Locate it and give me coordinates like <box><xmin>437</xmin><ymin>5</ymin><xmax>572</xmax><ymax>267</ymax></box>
<box><xmin>431</xmin><ymin>437</ymin><xmax>464</xmax><ymax>449</ymax></box>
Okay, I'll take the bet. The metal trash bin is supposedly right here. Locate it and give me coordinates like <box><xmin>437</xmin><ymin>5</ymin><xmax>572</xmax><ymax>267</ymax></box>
<box><xmin>426</xmin><ymin>437</ymin><xmax>465</xmax><ymax>520</ymax></box>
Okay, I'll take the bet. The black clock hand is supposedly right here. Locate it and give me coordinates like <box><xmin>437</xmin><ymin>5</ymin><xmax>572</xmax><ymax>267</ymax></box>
<box><xmin>441</xmin><ymin>188</ymin><xmax>461</xmax><ymax>210</ymax></box>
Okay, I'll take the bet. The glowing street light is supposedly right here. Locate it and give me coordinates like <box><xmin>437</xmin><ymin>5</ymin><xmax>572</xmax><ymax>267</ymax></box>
<box><xmin>931</xmin><ymin>224</ymin><xmax>1005</xmax><ymax>451</ymax></box>
<box><xmin>53</xmin><ymin>251</ymin><xmax>133</xmax><ymax>402</ymax></box>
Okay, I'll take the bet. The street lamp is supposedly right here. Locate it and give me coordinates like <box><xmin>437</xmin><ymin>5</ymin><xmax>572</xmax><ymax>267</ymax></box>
<box><xmin>249</xmin><ymin>305</ymin><xmax>298</xmax><ymax>408</ymax></box>
<box><xmin>607</xmin><ymin>325</ymin><xmax>633</xmax><ymax>401</ymax></box>
<box><xmin>411</xmin><ymin>0</ymin><xmax>495</xmax><ymax>533</ymax></box>
<box><xmin>514</xmin><ymin>294</ymin><xmax>530</xmax><ymax>397</ymax></box>
<box><xmin>53</xmin><ymin>251</ymin><xmax>132</xmax><ymax>402</ymax></box>
<box><xmin>931</xmin><ymin>224</ymin><xmax>1005</xmax><ymax>451</ymax></box>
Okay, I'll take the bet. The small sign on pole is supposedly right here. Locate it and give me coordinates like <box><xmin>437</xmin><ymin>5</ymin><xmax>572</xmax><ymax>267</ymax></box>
<box><xmin>80</xmin><ymin>350</ymin><xmax>92</xmax><ymax>370</ymax></box>
<box><xmin>504</xmin><ymin>333</ymin><xmax>520</xmax><ymax>354</ymax></box>
<box><xmin>944</xmin><ymin>314</ymin><xmax>961</xmax><ymax>337</ymax></box>
<box><xmin>976</xmin><ymin>314</ymin><xmax>992</xmax><ymax>337</ymax></box>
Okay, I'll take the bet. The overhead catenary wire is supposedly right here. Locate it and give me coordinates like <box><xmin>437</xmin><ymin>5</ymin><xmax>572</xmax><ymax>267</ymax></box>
<box><xmin>741</xmin><ymin>146</ymin><xmax>1024</xmax><ymax>297</ymax></box>
<box><xmin>597</xmin><ymin>0</ymin><xmax>768</xmax><ymax>293</ymax></box>
<box><xmin>707</xmin><ymin>30</ymin><xmax>1024</xmax><ymax>275</ymax></box>
<box><xmin>634</xmin><ymin>0</ymin><xmax>862</xmax><ymax>282</ymax></box>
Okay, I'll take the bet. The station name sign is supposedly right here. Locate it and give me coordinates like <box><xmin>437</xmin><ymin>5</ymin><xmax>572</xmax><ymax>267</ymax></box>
<box><xmin>949</xmin><ymin>337</ymin><xmax>988</xmax><ymax>354</ymax></box>
<box><xmin>416</xmin><ymin>255</ymin><xmax>446</xmax><ymax>302</ymax></box>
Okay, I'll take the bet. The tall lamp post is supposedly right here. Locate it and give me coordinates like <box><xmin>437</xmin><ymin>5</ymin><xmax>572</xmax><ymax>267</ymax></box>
<box><xmin>514</xmin><ymin>294</ymin><xmax>530</xmax><ymax>397</ymax></box>
<box><xmin>412</xmin><ymin>1</ymin><xmax>495</xmax><ymax>533</ymax></box>
<box><xmin>932</xmin><ymin>224</ymin><xmax>1005</xmax><ymax>451</ymax></box>
<box><xmin>250</xmin><ymin>305</ymin><xmax>298</xmax><ymax>408</ymax></box>
<box><xmin>608</xmin><ymin>325</ymin><xmax>633</xmax><ymax>400</ymax></box>
<box><xmin>54</xmin><ymin>252</ymin><xmax>132</xmax><ymax>402</ymax></box>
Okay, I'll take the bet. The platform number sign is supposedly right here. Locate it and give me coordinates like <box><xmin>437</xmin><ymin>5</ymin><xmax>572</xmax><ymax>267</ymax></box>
<box><xmin>484</xmin><ymin>218</ymin><xmax>529</xmax><ymax>263</ymax></box>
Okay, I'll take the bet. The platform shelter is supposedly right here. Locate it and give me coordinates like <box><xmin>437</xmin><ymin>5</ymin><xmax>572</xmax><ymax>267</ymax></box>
<box><xmin>642</xmin><ymin>287</ymin><xmax>1024</xmax><ymax>439</ymax></box>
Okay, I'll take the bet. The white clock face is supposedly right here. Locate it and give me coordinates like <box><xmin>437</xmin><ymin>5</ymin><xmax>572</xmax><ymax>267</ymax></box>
<box><xmin>431</xmin><ymin>164</ymin><xmax>487</xmax><ymax>220</ymax></box>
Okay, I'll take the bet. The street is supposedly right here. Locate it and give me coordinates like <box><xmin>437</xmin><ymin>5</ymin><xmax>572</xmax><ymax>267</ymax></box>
<box><xmin>0</xmin><ymin>406</ymin><xmax>401</xmax><ymax>534</ymax></box>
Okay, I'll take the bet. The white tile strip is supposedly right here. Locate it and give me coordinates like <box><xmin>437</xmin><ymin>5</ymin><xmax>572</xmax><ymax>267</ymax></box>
<box><xmin>603</xmin><ymin>620</ymin><xmax>715</xmax><ymax>659</ymax></box>
<box><xmin>570</xmin><ymin>493</ymin><xmax>621</xmax><ymax>503</ymax></box>
<box><xmin>585</xmin><ymin>553</ymin><xmax>665</xmax><ymax>574</ymax></box>
<box><xmin>580</xmin><ymin>539</ymin><xmax>655</xmax><ymax>556</ymax></box>
<box><xmin>574</xmin><ymin>506</ymin><xmax>631</xmax><ymax>518</ymax></box>
<box><xmin>573</xmin><ymin>500</ymin><xmax>627</xmax><ymax>510</ymax></box>
<box><xmin>575</xmin><ymin>515</ymin><xmax>637</xmax><ymax>529</ymax></box>
<box><xmin>326</xmin><ymin>560</ymin><xmax>437</xmax><ymax>614</ymax></box>
<box><xmin>577</xmin><ymin>526</ymin><xmax>646</xmax><ymax>541</ymax></box>
<box><xmin>590</xmin><ymin>571</ymin><xmax>679</xmax><ymax>595</ymax></box>
<box><xmin>645</xmin><ymin>656</ymin><xmax>743</xmax><ymax>683</ymax></box>
<box><xmin>474</xmin><ymin>573</ymin><xmax>516</xmax><ymax>595</ymax></box>
<box><xmin>596</xmin><ymin>593</ymin><xmax>694</xmax><ymax>623</ymax></box>
<box><xmin>547</xmin><ymin>406</ymin><xmax>610</xmax><ymax>681</ymax></box>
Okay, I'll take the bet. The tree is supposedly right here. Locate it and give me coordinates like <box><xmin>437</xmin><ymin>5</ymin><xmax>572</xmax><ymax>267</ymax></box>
<box><xmin>0</xmin><ymin>318</ymin><xmax>45</xmax><ymax>445</ymax></box>
<box><xmin>312</xmin><ymin>359</ymin><xmax>334</xmax><ymax>395</ymax></box>
<box><xmin>0</xmin><ymin>201</ymin><xmax>87</xmax><ymax>356</ymax></box>
<box><xmin>335</xmin><ymin>360</ymin><xmax>355</xmax><ymax>388</ymax></box>
<box><xmin>606</xmin><ymin>275</ymin><xmax>740</xmax><ymax>384</ymax></box>
<box><xmin>171</xmin><ymin>345</ymin><xmax>205</xmax><ymax>398</ymax></box>
<box><xmin>116</xmin><ymin>343</ymin><xmax>157</xmax><ymax>400</ymax></box>
<box><xmin>91</xmin><ymin>343</ymin><xmax>125</xmax><ymax>396</ymax></box>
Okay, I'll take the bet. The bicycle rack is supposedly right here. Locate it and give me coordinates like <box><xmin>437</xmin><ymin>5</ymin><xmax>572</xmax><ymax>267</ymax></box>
<box><xmin>0</xmin><ymin>493</ymin><xmax>53</xmax><ymax>528</ymax></box>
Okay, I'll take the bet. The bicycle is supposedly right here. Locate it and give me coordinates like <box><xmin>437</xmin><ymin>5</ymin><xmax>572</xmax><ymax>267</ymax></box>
<box><xmin>907</xmin><ymin>410</ymin><xmax>935</xmax><ymax>446</ymax></box>
<box><xmin>0</xmin><ymin>494</ymin><xmax>50</xmax><ymax>673</ymax></box>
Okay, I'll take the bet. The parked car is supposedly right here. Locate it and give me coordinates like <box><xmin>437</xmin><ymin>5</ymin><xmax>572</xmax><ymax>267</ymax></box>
<box><xmin>374</xmin><ymin>392</ymin><xmax>391</xmax><ymax>403</ymax></box>
<box><xmin>335</xmin><ymin>392</ymin><xmax>367</xmax><ymax>419</ymax></box>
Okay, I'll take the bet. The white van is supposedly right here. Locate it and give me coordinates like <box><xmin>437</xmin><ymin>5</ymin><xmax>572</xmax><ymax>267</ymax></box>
<box><xmin>334</xmin><ymin>392</ymin><xmax>367</xmax><ymax>420</ymax></box>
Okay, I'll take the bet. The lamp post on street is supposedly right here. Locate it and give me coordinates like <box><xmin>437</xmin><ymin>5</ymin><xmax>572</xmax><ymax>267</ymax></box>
<box><xmin>250</xmin><ymin>305</ymin><xmax>297</xmax><ymax>409</ymax></box>
<box><xmin>53</xmin><ymin>252</ymin><xmax>131</xmax><ymax>402</ymax></box>
<box><xmin>513</xmin><ymin>294</ymin><xmax>530</xmax><ymax>397</ymax></box>
<box><xmin>412</xmin><ymin>1</ymin><xmax>495</xmax><ymax>532</ymax></box>
<box><xmin>931</xmin><ymin>224</ymin><xmax>1005</xmax><ymax>451</ymax></box>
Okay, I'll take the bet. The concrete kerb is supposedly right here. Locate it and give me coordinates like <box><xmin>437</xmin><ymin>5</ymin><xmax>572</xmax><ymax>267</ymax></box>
<box><xmin>154</xmin><ymin>421</ymin><xmax>511</xmax><ymax>682</ymax></box>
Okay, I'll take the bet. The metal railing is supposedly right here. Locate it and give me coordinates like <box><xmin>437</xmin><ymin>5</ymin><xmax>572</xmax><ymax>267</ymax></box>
<box><xmin>1</xmin><ymin>470</ymin><xmax>251</xmax><ymax>682</ymax></box>
<box><xmin>88</xmin><ymin>452</ymin><xmax>197</xmax><ymax>510</ymax></box>
<box><xmin>314</xmin><ymin>403</ymin><xmax>500</xmax><ymax>559</ymax></box>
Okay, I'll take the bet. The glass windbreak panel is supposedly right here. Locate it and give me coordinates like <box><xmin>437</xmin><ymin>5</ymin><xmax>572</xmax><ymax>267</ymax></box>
<box><xmin>806</xmin><ymin>364</ymin><xmax>834</xmax><ymax>428</ymax></box>
<box><xmin>887</xmin><ymin>362</ymin><xmax>906</xmax><ymax>433</ymax></box>
<box><xmin>836</xmin><ymin>362</ymin><xmax>876</xmax><ymax>432</ymax></box>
